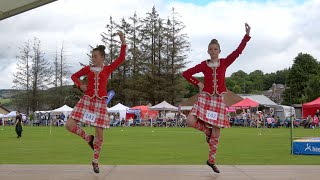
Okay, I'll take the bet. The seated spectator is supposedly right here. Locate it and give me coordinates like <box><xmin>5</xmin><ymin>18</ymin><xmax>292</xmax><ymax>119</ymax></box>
<box><xmin>156</xmin><ymin>117</ymin><xmax>163</xmax><ymax>127</ymax></box>
<box><xmin>121</xmin><ymin>118</ymin><xmax>126</xmax><ymax>126</ymax></box>
<box><xmin>112</xmin><ymin>119</ymin><xmax>120</xmax><ymax>127</ymax></box>
<box><xmin>312</xmin><ymin>115</ymin><xmax>319</xmax><ymax>128</ymax></box>
<box><xmin>127</xmin><ymin>117</ymin><xmax>134</xmax><ymax>127</ymax></box>
<box><xmin>229</xmin><ymin>117</ymin><xmax>235</xmax><ymax>126</ymax></box>
<box><xmin>284</xmin><ymin>117</ymin><xmax>292</xmax><ymax>128</ymax></box>
<box><xmin>250</xmin><ymin>118</ymin><xmax>256</xmax><ymax>127</ymax></box>
<box><xmin>270</xmin><ymin>116</ymin><xmax>276</xmax><ymax>128</ymax></box>
<box><xmin>134</xmin><ymin>118</ymin><xmax>141</xmax><ymax>126</ymax></box>
<box><xmin>275</xmin><ymin>116</ymin><xmax>281</xmax><ymax>127</ymax></box>
<box><xmin>266</xmin><ymin>117</ymin><xmax>272</xmax><ymax>128</ymax></box>
<box><xmin>304</xmin><ymin>115</ymin><xmax>312</xmax><ymax>128</ymax></box>
<box><xmin>256</xmin><ymin>119</ymin><xmax>262</xmax><ymax>128</ymax></box>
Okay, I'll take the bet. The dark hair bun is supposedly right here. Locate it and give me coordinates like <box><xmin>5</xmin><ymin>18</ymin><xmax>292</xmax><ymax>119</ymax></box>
<box><xmin>97</xmin><ymin>45</ymin><xmax>105</xmax><ymax>50</ymax></box>
<box><xmin>210</xmin><ymin>39</ymin><xmax>219</xmax><ymax>44</ymax></box>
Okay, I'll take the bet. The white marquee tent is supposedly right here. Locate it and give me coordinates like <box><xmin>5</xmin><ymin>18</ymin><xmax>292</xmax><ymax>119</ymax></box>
<box><xmin>3</xmin><ymin>111</ymin><xmax>17</xmax><ymax>118</ymax></box>
<box><xmin>0</xmin><ymin>113</ymin><xmax>4</xmax><ymax>126</ymax></box>
<box><xmin>1</xmin><ymin>111</ymin><xmax>27</xmax><ymax>126</ymax></box>
<box><xmin>34</xmin><ymin>110</ymin><xmax>51</xmax><ymax>114</ymax></box>
<box><xmin>51</xmin><ymin>105</ymin><xmax>73</xmax><ymax>113</ymax></box>
<box><xmin>108</xmin><ymin>103</ymin><xmax>130</xmax><ymax>121</ymax></box>
<box><xmin>149</xmin><ymin>101</ymin><xmax>178</xmax><ymax>111</ymax></box>
<box><xmin>51</xmin><ymin>105</ymin><xmax>73</xmax><ymax>121</ymax></box>
<box><xmin>48</xmin><ymin>105</ymin><xmax>73</xmax><ymax>134</ymax></box>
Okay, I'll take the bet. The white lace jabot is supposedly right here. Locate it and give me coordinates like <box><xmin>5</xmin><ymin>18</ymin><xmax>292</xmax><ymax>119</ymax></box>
<box><xmin>208</xmin><ymin>61</ymin><xmax>219</xmax><ymax>68</ymax></box>
<box><xmin>91</xmin><ymin>66</ymin><xmax>102</xmax><ymax>72</ymax></box>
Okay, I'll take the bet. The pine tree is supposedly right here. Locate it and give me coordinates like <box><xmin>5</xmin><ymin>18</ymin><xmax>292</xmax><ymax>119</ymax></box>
<box><xmin>140</xmin><ymin>6</ymin><xmax>162</xmax><ymax>105</ymax></box>
<box><xmin>126</xmin><ymin>12</ymin><xmax>145</xmax><ymax>106</ymax></box>
<box><xmin>50</xmin><ymin>43</ymin><xmax>71</xmax><ymax>108</ymax></box>
<box><xmin>163</xmin><ymin>8</ymin><xmax>190</xmax><ymax>104</ymax></box>
<box><xmin>101</xmin><ymin>16</ymin><xmax>120</xmax><ymax>77</ymax></box>
<box><xmin>100</xmin><ymin>16</ymin><xmax>121</xmax><ymax>106</ymax></box>
<box><xmin>12</xmin><ymin>41</ymin><xmax>32</xmax><ymax>114</ymax></box>
<box><xmin>30</xmin><ymin>38</ymin><xmax>52</xmax><ymax>111</ymax></box>
<box><xmin>13</xmin><ymin>38</ymin><xmax>52</xmax><ymax>112</ymax></box>
<box><xmin>95</xmin><ymin>7</ymin><xmax>191</xmax><ymax>106</ymax></box>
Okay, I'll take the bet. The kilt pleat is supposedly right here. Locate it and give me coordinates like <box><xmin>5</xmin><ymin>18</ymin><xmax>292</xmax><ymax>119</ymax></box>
<box><xmin>190</xmin><ymin>92</ymin><xmax>230</xmax><ymax>128</ymax></box>
<box><xmin>15</xmin><ymin>123</ymin><xmax>23</xmax><ymax>132</ymax></box>
<box><xmin>70</xmin><ymin>96</ymin><xmax>109</xmax><ymax>128</ymax></box>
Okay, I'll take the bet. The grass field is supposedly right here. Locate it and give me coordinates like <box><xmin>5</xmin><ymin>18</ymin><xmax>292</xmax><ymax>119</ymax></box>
<box><xmin>0</xmin><ymin>98</ymin><xmax>11</xmax><ymax>105</ymax></box>
<box><xmin>0</xmin><ymin>126</ymin><xmax>320</xmax><ymax>165</ymax></box>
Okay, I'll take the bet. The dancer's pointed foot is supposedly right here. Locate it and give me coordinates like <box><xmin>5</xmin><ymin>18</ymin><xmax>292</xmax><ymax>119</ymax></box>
<box><xmin>206</xmin><ymin>160</ymin><xmax>220</xmax><ymax>173</ymax></box>
<box><xmin>92</xmin><ymin>161</ymin><xmax>99</xmax><ymax>173</ymax></box>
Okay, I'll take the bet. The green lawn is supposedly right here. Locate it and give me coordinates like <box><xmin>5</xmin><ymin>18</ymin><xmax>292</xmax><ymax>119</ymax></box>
<box><xmin>0</xmin><ymin>98</ymin><xmax>11</xmax><ymax>105</ymax></box>
<box><xmin>0</xmin><ymin>126</ymin><xmax>320</xmax><ymax>165</ymax></box>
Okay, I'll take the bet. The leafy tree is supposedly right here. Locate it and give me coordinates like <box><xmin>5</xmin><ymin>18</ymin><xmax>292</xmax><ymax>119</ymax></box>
<box><xmin>226</xmin><ymin>78</ymin><xmax>236</xmax><ymax>90</ymax></box>
<box><xmin>229</xmin><ymin>70</ymin><xmax>248</xmax><ymax>93</ymax></box>
<box><xmin>248</xmin><ymin>70</ymin><xmax>264</xmax><ymax>91</ymax></box>
<box><xmin>304</xmin><ymin>74</ymin><xmax>320</xmax><ymax>102</ymax></box>
<box><xmin>283</xmin><ymin>53</ymin><xmax>319</xmax><ymax>104</ymax></box>
<box><xmin>232</xmin><ymin>85</ymin><xmax>242</xmax><ymax>94</ymax></box>
<box><xmin>264</xmin><ymin>69</ymin><xmax>289</xmax><ymax>90</ymax></box>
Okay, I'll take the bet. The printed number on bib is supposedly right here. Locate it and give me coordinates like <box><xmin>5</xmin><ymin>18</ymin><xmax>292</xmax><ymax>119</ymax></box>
<box><xmin>206</xmin><ymin>110</ymin><xmax>218</xmax><ymax>120</ymax></box>
<box><xmin>83</xmin><ymin>112</ymin><xmax>96</xmax><ymax>123</ymax></box>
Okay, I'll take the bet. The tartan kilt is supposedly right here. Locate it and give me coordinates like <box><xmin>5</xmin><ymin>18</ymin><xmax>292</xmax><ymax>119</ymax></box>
<box><xmin>15</xmin><ymin>123</ymin><xmax>23</xmax><ymax>132</ymax></box>
<box><xmin>70</xmin><ymin>96</ymin><xmax>109</xmax><ymax>128</ymax></box>
<box><xmin>190</xmin><ymin>92</ymin><xmax>230</xmax><ymax>128</ymax></box>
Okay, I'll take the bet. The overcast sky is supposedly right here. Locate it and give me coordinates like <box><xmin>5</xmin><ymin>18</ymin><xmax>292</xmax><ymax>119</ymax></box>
<box><xmin>0</xmin><ymin>0</ymin><xmax>319</xmax><ymax>89</ymax></box>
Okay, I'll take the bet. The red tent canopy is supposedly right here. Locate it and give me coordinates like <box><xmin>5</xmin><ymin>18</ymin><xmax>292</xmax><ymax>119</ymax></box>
<box><xmin>302</xmin><ymin>97</ymin><xmax>320</xmax><ymax>118</ymax></box>
<box><xmin>231</xmin><ymin>98</ymin><xmax>259</xmax><ymax>109</ymax></box>
<box><xmin>128</xmin><ymin>105</ymin><xmax>158</xmax><ymax>120</ymax></box>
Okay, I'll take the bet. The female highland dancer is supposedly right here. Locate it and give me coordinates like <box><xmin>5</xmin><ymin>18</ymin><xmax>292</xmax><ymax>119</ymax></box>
<box><xmin>65</xmin><ymin>31</ymin><xmax>126</xmax><ymax>173</ymax></box>
<box><xmin>182</xmin><ymin>23</ymin><xmax>251</xmax><ymax>173</ymax></box>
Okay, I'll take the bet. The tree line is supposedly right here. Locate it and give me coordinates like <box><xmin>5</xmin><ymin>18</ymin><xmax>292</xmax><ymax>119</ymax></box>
<box><xmin>11</xmin><ymin>6</ymin><xmax>320</xmax><ymax>114</ymax></box>
<box><xmin>184</xmin><ymin>52</ymin><xmax>319</xmax><ymax>106</ymax></box>
<box><xmin>100</xmin><ymin>7</ymin><xmax>190</xmax><ymax>107</ymax></box>
<box><xmin>12</xmin><ymin>37</ymin><xmax>71</xmax><ymax>113</ymax></box>
<box><xmin>11</xmin><ymin>7</ymin><xmax>190</xmax><ymax>113</ymax></box>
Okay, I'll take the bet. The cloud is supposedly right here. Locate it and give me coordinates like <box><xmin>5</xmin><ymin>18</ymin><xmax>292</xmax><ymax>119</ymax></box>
<box><xmin>0</xmin><ymin>0</ymin><xmax>319</xmax><ymax>89</ymax></box>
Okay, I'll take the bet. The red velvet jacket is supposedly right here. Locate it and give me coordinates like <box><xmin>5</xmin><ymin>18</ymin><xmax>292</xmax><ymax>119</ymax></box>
<box><xmin>182</xmin><ymin>34</ymin><xmax>251</xmax><ymax>95</ymax></box>
<box><xmin>71</xmin><ymin>44</ymin><xmax>126</xmax><ymax>99</ymax></box>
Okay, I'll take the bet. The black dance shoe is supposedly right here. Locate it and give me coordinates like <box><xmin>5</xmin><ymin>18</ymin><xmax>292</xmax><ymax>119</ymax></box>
<box><xmin>206</xmin><ymin>160</ymin><xmax>220</xmax><ymax>173</ymax></box>
<box><xmin>92</xmin><ymin>162</ymin><xmax>99</xmax><ymax>173</ymax></box>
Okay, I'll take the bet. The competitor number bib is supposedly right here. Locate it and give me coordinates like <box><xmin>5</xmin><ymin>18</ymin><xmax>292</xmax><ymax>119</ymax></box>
<box><xmin>83</xmin><ymin>112</ymin><xmax>97</xmax><ymax>123</ymax></box>
<box><xmin>206</xmin><ymin>110</ymin><xmax>218</xmax><ymax>120</ymax></box>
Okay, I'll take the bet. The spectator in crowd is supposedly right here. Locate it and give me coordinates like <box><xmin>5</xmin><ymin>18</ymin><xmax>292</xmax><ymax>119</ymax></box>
<box><xmin>312</xmin><ymin>115</ymin><xmax>319</xmax><ymax>128</ymax></box>
<box><xmin>303</xmin><ymin>115</ymin><xmax>312</xmax><ymax>128</ymax></box>
<box><xmin>315</xmin><ymin>109</ymin><xmax>320</xmax><ymax>118</ymax></box>
<box><xmin>127</xmin><ymin>117</ymin><xmax>134</xmax><ymax>127</ymax></box>
<box><xmin>275</xmin><ymin>116</ymin><xmax>281</xmax><ymax>127</ymax></box>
